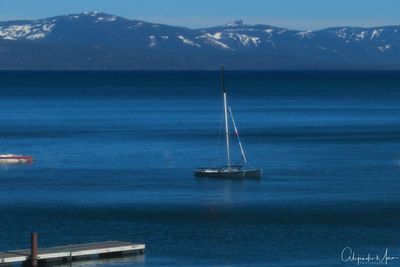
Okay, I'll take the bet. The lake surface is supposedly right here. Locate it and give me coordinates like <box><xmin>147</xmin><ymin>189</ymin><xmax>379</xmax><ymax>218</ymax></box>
<box><xmin>0</xmin><ymin>71</ymin><xmax>399</xmax><ymax>266</ymax></box>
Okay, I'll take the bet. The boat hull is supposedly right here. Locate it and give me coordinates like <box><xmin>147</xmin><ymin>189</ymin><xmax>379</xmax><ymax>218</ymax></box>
<box><xmin>195</xmin><ymin>168</ymin><xmax>262</xmax><ymax>179</ymax></box>
<box><xmin>0</xmin><ymin>155</ymin><xmax>33</xmax><ymax>164</ymax></box>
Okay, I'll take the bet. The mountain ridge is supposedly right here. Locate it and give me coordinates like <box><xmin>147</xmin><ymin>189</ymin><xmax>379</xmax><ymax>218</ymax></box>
<box><xmin>1</xmin><ymin>12</ymin><xmax>400</xmax><ymax>70</ymax></box>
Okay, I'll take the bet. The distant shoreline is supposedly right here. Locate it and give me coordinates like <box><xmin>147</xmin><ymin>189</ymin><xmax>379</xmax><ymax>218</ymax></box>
<box><xmin>1</xmin><ymin>12</ymin><xmax>400</xmax><ymax>71</ymax></box>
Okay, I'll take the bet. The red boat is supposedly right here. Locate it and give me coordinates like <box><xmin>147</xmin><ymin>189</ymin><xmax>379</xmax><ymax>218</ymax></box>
<box><xmin>0</xmin><ymin>154</ymin><xmax>33</xmax><ymax>163</ymax></box>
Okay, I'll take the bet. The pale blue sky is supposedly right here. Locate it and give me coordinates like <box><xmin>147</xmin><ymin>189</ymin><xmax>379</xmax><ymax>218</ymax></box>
<box><xmin>0</xmin><ymin>0</ymin><xmax>399</xmax><ymax>30</ymax></box>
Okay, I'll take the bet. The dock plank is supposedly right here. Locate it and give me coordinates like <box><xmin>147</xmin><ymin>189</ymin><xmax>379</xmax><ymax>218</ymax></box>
<box><xmin>0</xmin><ymin>241</ymin><xmax>145</xmax><ymax>264</ymax></box>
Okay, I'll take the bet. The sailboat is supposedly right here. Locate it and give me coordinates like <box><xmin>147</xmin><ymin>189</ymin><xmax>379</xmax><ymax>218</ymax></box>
<box><xmin>195</xmin><ymin>66</ymin><xmax>262</xmax><ymax>179</ymax></box>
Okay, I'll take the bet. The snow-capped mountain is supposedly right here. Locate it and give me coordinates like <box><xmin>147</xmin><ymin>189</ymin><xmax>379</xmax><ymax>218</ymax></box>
<box><xmin>1</xmin><ymin>12</ymin><xmax>400</xmax><ymax>69</ymax></box>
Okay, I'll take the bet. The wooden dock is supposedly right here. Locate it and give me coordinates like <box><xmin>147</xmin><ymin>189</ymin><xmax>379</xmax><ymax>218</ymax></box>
<box><xmin>0</xmin><ymin>240</ymin><xmax>145</xmax><ymax>266</ymax></box>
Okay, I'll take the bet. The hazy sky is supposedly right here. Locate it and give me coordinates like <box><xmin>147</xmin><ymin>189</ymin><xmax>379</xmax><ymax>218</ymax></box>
<box><xmin>0</xmin><ymin>0</ymin><xmax>399</xmax><ymax>30</ymax></box>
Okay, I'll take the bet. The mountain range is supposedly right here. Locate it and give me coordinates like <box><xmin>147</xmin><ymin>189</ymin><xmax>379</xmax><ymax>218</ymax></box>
<box><xmin>1</xmin><ymin>11</ymin><xmax>400</xmax><ymax>70</ymax></box>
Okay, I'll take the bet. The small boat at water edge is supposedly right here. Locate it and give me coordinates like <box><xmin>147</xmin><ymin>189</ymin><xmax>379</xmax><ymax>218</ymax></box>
<box><xmin>194</xmin><ymin>66</ymin><xmax>262</xmax><ymax>179</ymax></box>
<box><xmin>0</xmin><ymin>154</ymin><xmax>33</xmax><ymax>163</ymax></box>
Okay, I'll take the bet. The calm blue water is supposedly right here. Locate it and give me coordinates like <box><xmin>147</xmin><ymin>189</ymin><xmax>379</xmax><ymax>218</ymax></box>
<box><xmin>0</xmin><ymin>71</ymin><xmax>400</xmax><ymax>266</ymax></box>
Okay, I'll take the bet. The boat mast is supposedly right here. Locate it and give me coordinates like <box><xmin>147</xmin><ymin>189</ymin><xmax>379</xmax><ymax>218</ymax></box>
<box><xmin>221</xmin><ymin>65</ymin><xmax>231</xmax><ymax>170</ymax></box>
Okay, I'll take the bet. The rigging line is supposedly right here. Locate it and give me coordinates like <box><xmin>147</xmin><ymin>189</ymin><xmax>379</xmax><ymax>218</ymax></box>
<box><xmin>228</xmin><ymin>106</ymin><xmax>247</xmax><ymax>165</ymax></box>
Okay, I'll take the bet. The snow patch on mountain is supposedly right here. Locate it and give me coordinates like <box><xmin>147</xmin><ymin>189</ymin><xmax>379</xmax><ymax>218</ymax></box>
<box><xmin>178</xmin><ymin>35</ymin><xmax>201</xmax><ymax>47</ymax></box>
<box><xmin>230</xmin><ymin>33</ymin><xmax>260</xmax><ymax>46</ymax></box>
<box><xmin>197</xmin><ymin>34</ymin><xmax>232</xmax><ymax>50</ymax></box>
<box><xmin>148</xmin><ymin>35</ymin><xmax>157</xmax><ymax>47</ymax></box>
<box><xmin>226</xmin><ymin>20</ymin><xmax>245</xmax><ymax>27</ymax></box>
<box><xmin>128</xmin><ymin>22</ymin><xmax>144</xmax><ymax>30</ymax></box>
<box><xmin>356</xmin><ymin>31</ymin><xmax>366</xmax><ymax>41</ymax></box>
<box><xmin>336</xmin><ymin>28</ymin><xmax>348</xmax><ymax>39</ymax></box>
<box><xmin>378</xmin><ymin>44</ymin><xmax>391</xmax><ymax>52</ymax></box>
<box><xmin>84</xmin><ymin>11</ymin><xmax>100</xmax><ymax>16</ymax></box>
<box><xmin>210</xmin><ymin>32</ymin><xmax>222</xmax><ymax>40</ymax></box>
<box><xmin>0</xmin><ymin>22</ymin><xmax>55</xmax><ymax>41</ymax></box>
<box><xmin>265</xmin><ymin>29</ymin><xmax>274</xmax><ymax>36</ymax></box>
<box><xmin>95</xmin><ymin>16</ymin><xmax>116</xmax><ymax>23</ymax></box>
<box><xmin>297</xmin><ymin>31</ymin><xmax>313</xmax><ymax>39</ymax></box>
<box><xmin>371</xmin><ymin>29</ymin><xmax>383</xmax><ymax>40</ymax></box>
